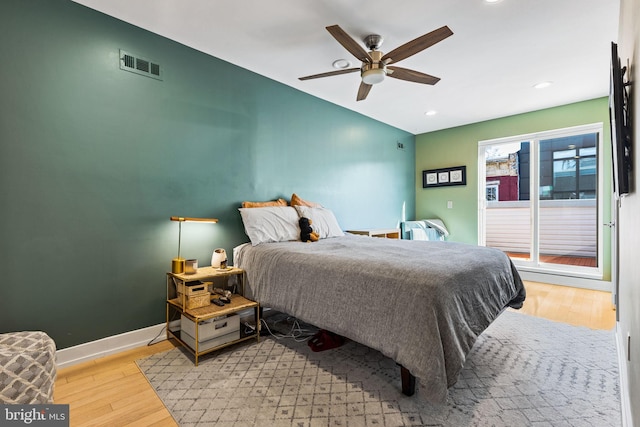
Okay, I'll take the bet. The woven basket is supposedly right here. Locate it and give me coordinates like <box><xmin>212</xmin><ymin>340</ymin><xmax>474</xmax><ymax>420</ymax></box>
<box><xmin>178</xmin><ymin>292</ymin><xmax>211</xmax><ymax>309</ymax></box>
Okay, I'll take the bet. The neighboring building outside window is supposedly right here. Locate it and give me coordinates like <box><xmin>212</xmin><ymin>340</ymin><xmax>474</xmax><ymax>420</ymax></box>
<box><xmin>485</xmin><ymin>133</ymin><xmax>597</xmax><ymax>201</ymax></box>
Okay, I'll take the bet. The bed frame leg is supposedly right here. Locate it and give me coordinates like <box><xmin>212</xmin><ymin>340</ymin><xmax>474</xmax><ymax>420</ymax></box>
<box><xmin>399</xmin><ymin>365</ymin><xmax>416</xmax><ymax>396</ymax></box>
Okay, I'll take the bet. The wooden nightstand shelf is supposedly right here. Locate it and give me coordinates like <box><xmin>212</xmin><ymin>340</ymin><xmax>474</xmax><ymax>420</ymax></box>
<box><xmin>166</xmin><ymin>266</ymin><xmax>259</xmax><ymax>365</ymax></box>
<box><xmin>347</xmin><ymin>228</ymin><xmax>401</xmax><ymax>239</ymax></box>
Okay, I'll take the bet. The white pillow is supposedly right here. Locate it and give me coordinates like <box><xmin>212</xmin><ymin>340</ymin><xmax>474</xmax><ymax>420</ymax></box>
<box><xmin>239</xmin><ymin>207</ymin><xmax>300</xmax><ymax>245</ymax></box>
<box><xmin>294</xmin><ymin>206</ymin><xmax>344</xmax><ymax>239</ymax></box>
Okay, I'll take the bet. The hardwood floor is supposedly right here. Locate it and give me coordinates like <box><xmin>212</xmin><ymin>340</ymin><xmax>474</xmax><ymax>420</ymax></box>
<box><xmin>53</xmin><ymin>281</ymin><xmax>616</xmax><ymax>426</ymax></box>
<box><xmin>54</xmin><ymin>339</ymin><xmax>179</xmax><ymax>427</ymax></box>
<box><xmin>513</xmin><ymin>280</ymin><xmax>616</xmax><ymax>330</ymax></box>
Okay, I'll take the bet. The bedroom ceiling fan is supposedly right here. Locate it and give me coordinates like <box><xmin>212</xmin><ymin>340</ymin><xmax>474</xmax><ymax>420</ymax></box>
<box><xmin>299</xmin><ymin>25</ymin><xmax>453</xmax><ymax>101</ymax></box>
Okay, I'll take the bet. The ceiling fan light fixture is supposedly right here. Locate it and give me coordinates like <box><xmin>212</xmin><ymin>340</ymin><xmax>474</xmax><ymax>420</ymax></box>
<box><xmin>362</xmin><ymin>68</ymin><xmax>386</xmax><ymax>85</ymax></box>
<box><xmin>300</xmin><ymin>24</ymin><xmax>453</xmax><ymax>101</ymax></box>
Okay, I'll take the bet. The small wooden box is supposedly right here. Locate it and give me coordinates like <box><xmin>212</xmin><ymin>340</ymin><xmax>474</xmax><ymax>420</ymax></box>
<box><xmin>177</xmin><ymin>281</ymin><xmax>209</xmax><ymax>296</ymax></box>
<box><xmin>178</xmin><ymin>292</ymin><xmax>211</xmax><ymax>309</ymax></box>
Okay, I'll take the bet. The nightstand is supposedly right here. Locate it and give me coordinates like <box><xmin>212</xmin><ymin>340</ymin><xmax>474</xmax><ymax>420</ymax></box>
<box><xmin>166</xmin><ymin>266</ymin><xmax>259</xmax><ymax>365</ymax></box>
<box><xmin>347</xmin><ymin>228</ymin><xmax>401</xmax><ymax>239</ymax></box>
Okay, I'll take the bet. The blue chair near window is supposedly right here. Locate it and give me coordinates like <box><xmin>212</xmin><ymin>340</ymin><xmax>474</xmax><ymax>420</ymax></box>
<box><xmin>401</xmin><ymin>219</ymin><xmax>449</xmax><ymax>241</ymax></box>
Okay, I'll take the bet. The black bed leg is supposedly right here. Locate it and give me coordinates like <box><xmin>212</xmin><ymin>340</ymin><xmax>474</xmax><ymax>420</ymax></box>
<box><xmin>400</xmin><ymin>365</ymin><xmax>416</xmax><ymax>396</ymax></box>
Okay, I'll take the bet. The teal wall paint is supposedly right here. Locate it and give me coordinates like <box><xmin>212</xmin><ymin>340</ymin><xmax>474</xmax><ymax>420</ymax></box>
<box><xmin>415</xmin><ymin>98</ymin><xmax>612</xmax><ymax>280</ymax></box>
<box><xmin>0</xmin><ymin>0</ymin><xmax>415</xmax><ymax>348</ymax></box>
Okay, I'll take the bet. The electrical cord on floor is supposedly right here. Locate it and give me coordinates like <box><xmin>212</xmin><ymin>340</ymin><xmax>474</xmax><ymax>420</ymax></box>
<box><xmin>243</xmin><ymin>322</ymin><xmax>256</xmax><ymax>335</ymax></box>
<box><xmin>153</xmin><ymin>312</ymin><xmax>316</xmax><ymax>346</ymax></box>
<box><xmin>147</xmin><ymin>325</ymin><xmax>167</xmax><ymax>346</ymax></box>
<box><xmin>260</xmin><ymin>316</ymin><xmax>317</xmax><ymax>342</ymax></box>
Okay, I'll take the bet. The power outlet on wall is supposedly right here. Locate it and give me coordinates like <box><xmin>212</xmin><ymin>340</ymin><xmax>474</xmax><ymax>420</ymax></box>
<box><xmin>397</xmin><ymin>142</ymin><xmax>405</xmax><ymax>150</ymax></box>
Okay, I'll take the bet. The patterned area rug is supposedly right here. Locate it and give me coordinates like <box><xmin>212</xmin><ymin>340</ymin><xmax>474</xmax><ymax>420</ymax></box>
<box><xmin>137</xmin><ymin>311</ymin><xmax>621</xmax><ymax>426</ymax></box>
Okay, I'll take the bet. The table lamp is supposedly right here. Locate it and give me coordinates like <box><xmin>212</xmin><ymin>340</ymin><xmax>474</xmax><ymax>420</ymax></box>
<box><xmin>170</xmin><ymin>216</ymin><xmax>218</xmax><ymax>273</ymax></box>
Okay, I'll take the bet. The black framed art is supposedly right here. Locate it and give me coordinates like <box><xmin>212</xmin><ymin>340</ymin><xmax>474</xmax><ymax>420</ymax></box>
<box><xmin>422</xmin><ymin>166</ymin><xmax>466</xmax><ymax>188</ymax></box>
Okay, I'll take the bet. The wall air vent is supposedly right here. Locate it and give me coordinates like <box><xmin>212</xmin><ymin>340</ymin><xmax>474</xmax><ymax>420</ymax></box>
<box><xmin>119</xmin><ymin>49</ymin><xmax>162</xmax><ymax>81</ymax></box>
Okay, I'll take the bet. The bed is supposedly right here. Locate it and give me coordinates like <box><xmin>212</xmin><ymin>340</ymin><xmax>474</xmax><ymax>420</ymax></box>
<box><xmin>234</xmin><ymin>203</ymin><xmax>526</xmax><ymax>403</ymax></box>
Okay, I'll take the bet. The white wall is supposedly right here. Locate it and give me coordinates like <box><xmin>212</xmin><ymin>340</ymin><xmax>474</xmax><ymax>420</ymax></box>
<box><xmin>616</xmin><ymin>1</ymin><xmax>639</xmax><ymax>425</ymax></box>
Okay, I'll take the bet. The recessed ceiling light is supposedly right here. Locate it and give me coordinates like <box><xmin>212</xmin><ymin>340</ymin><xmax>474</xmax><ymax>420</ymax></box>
<box><xmin>485</xmin><ymin>0</ymin><xmax>503</xmax><ymax>3</ymax></box>
<box><xmin>425</xmin><ymin>110</ymin><xmax>438</xmax><ymax>116</ymax></box>
<box><xmin>332</xmin><ymin>59</ymin><xmax>351</xmax><ymax>70</ymax></box>
<box><xmin>533</xmin><ymin>81</ymin><xmax>553</xmax><ymax>89</ymax></box>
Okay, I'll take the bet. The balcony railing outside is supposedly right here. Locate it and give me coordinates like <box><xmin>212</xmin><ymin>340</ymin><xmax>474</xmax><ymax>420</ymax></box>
<box><xmin>486</xmin><ymin>199</ymin><xmax>597</xmax><ymax>267</ymax></box>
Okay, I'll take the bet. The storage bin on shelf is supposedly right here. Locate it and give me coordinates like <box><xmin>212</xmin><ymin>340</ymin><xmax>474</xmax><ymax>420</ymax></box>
<box><xmin>180</xmin><ymin>313</ymin><xmax>240</xmax><ymax>351</ymax></box>
<box><xmin>177</xmin><ymin>291</ymin><xmax>211</xmax><ymax>309</ymax></box>
<box><xmin>176</xmin><ymin>280</ymin><xmax>210</xmax><ymax>296</ymax></box>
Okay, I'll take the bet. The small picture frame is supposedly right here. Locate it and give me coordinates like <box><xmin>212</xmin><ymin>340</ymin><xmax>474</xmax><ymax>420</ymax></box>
<box><xmin>450</xmin><ymin>169</ymin><xmax>463</xmax><ymax>183</ymax></box>
<box><xmin>425</xmin><ymin>172</ymin><xmax>438</xmax><ymax>185</ymax></box>
<box><xmin>422</xmin><ymin>166</ymin><xmax>466</xmax><ymax>188</ymax></box>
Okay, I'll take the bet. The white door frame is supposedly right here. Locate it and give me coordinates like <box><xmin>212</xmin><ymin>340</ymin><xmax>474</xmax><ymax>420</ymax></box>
<box><xmin>478</xmin><ymin>123</ymin><xmax>608</xmax><ymax>290</ymax></box>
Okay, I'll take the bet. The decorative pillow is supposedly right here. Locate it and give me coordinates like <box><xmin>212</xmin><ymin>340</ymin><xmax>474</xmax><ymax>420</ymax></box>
<box><xmin>239</xmin><ymin>206</ymin><xmax>300</xmax><ymax>245</ymax></box>
<box><xmin>241</xmin><ymin>198</ymin><xmax>287</xmax><ymax>208</ymax></box>
<box><xmin>294</xmin><ymin>206</ymin><xmax>344</xmax><ymax>239</ymax></box>
<box><xmin>290</xmin><ymin>193</ymin><xmax>322</xmax><ymax>208</ymax></box>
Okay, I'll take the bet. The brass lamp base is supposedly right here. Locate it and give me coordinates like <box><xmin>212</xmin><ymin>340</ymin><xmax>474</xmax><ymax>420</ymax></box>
<box><xmin>172</xmin><ymin>258</ymin><xmax>185</xmax><ymax>274</ymax></box>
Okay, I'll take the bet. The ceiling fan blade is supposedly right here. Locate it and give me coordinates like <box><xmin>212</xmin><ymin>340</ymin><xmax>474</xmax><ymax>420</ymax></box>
<box><xmin>356</xmin><ymin>82</ymin><xmax>372</xmax><ymax>101</ymax></box>
<box><xmin>387</xmin><ymin>66</ymin><xmax>440</xmax><ymax>85</ymax></box>
<box><xmin>299</xmin><ymin>68</ymin><xmax>360</xmax><ymax>81</ymax></box>
<box><xmin>381</xmin><ymin>26</ymin><xmax>453</xmax><ymax>64</ymax></box>
<box><xmin>326</xmin><ymin>25</ymin><xmax>373</xmax><ymax>63</ymax></box>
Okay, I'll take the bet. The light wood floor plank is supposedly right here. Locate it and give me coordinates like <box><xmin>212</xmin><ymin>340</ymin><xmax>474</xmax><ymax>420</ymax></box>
<box><xmin>80</xmin><ymin>391</ymin><xmax>171</xmax><ymax>427</ymax></box>
<box><xmin>54</xmin><ymin>282</ymin><xmax>616</xmax><ymax>426</ymax></box>
<box><xmin>515</xmin><ymin>281</ymin><xmax>616</xmax><ymax>330</ymax></box>
<box><xmin>123</xmin><ymin>409</ymin><xmax>177</xmax><ymax>427</ymax></box>
<box><xmin>63</xmin><ymin>376</ymin><xmax>146</xmax><ymax>409</ymax></box>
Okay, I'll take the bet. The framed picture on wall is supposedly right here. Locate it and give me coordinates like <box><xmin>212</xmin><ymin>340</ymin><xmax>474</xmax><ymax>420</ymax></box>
<box><xmin>425</xmin><ymin>172</ymin><xmax>438</xmax><ymax>185</ymax></box>
<box><xmin>422</xmin><ymin>166</ymin><xmax>466</xmax><ymax>188</ymax></box>
<box><xmin>450</xmin><ymin>169</ymin><xmax>463</xmax><ymax>183</ymax></box>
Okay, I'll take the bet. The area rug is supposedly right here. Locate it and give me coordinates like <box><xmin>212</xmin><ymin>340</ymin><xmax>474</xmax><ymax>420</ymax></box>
<box><xmin>137</xmin><ymin>311</ymin><xmax>621</xmax><ymax>426</ymax></box>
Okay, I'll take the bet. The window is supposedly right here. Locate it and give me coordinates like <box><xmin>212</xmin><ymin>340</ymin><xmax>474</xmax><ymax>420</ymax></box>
<box><xmin>479</xmin><ymin>123</ymin><xmax>603</xmax><ymax>278</ymax></box>
<box><xmin>542</xmin><ymin>134</ymin><xmax>597</xmax><ymax>200</ymax></box>
<box><xmin>486</xmin><ymin>181</ymin><xmax>499</xmax><ymax>201</ymax></box>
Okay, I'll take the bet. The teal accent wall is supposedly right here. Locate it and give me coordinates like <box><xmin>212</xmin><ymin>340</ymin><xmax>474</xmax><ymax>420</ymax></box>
<box><xmin>0</xmin><ymin>0</ymin><xmax>415</xmax><ymax>348</ymax></box>
<box><xmin>415</xmin><ymin>98</ymin><xmax>612</xmax><ymax>280</ymax></box>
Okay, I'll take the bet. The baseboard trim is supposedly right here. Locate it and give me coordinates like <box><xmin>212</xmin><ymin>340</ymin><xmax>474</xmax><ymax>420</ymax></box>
<box><xmin>55</xmin><ymin>323</ymin><xmax>167</xmax><ymax>369</ymax></box>
<box><xmin>55</xmin><ymin>311</ymin><xmax>270</xmax><ymax>369</ymax></box>
<box><xmin>616</xmin><ymin>323</ymin><xmax>634</xmax><ymax>427</ymax></box>
<box><xmin>520</xmin><ymin>271</ymin><xmax>611</xmax><ymax>292</ymax></box>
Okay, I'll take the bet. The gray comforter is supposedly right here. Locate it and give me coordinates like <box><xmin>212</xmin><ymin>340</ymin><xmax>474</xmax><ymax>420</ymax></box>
<box><xmin>235</xmin><ymin>234</ymin><xmax>525</xmax><ymax>403</ymax></box>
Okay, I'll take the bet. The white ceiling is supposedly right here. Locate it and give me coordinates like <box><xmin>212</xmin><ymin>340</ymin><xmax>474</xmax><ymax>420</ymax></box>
<box><xmin>72</xmin><ymin>0</ymin><xmax>619</xmax><ymax>135</ymax></box>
